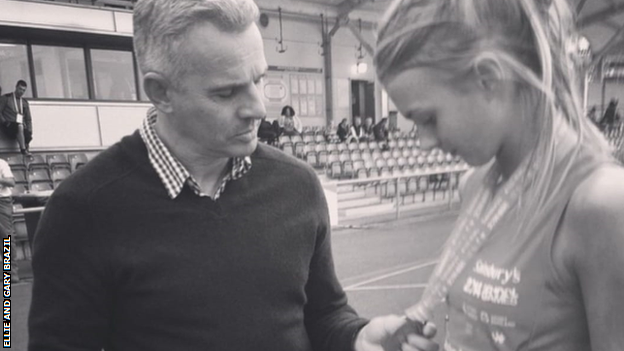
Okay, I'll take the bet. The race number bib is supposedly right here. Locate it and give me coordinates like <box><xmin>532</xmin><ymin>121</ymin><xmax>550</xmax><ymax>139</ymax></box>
<box><xmin>16</xmin><ymin>113</ymin><xmax>23</xmax><ymax>124</ymax></box>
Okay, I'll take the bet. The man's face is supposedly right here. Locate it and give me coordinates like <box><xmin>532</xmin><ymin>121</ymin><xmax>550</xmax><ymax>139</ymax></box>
<box><xmin>15</xmin><ymin>85</ymin><xmax>27</xmax><ymax>98</ymax></box>
<box><xmin>165</xmin><ymin>22</ymin><xmax>268</xmax><ymax>159</ymax></box>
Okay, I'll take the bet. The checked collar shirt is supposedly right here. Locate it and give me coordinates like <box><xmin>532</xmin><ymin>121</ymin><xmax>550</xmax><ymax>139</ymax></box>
<box><xmin>139</xmin><ymin>107</ymin><xmax>251</xmax><ymax>200</ymax></box>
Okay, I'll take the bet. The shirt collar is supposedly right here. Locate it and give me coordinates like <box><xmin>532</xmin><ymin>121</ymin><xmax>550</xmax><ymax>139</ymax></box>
<box><xmin>139</xmin><ymin>107</ymin><xmax>251</xmax><ymax>199</ymax></box>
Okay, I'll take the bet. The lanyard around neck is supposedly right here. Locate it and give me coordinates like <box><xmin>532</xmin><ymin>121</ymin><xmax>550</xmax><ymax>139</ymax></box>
<box><xmin>12</xmin><ymin>94</ymin><xmax>22</xmax><ymax>115</ymax></box>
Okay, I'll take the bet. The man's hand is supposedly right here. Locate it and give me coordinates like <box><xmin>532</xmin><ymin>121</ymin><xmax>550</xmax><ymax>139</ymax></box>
<box><xmin>354</xmin><ymin>315</ymin><xmax>438</xmax><ymax>351</ymax></box>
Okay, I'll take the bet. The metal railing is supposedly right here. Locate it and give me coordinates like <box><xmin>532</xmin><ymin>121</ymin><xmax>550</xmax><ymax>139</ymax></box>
<box><xmin>333</xmin><ymin>165</ymin><xmax>470</xmax><ymax>220</ymax></box>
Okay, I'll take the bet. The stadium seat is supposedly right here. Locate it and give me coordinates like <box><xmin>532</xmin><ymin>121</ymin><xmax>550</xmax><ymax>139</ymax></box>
<box><xmin>326</xmin><ymin>143</ymin><xmax>338</xmax><ymax>153</ymax></box>
<box><xmin>290</xmin><ymin>135</ymin><xmax>303</xmax><ymax>143</ymax></box>
<box><xmin>380</xmin><ymin>167</ymin><xmax>393</xmax><ymax>178</ymax></box>
<box><xmin>5</xmin><ymin>155</ymin><xmax>27</xmax><ymax>172</ymax></box>
<box><xmin>368</xmin><ymin>141</ymin><xmax>378</xmax><ymax>150</ymax></box>
<box><xmin>329</xmin><ymin>161</ymin><xmax>342</xmax><ymax>179</ymax></box>
<box><xmin>360</xmin><ymin>151</ymin><xmax>372</xmax><ymax>161</ymax></box>
<box><xmin>387</xmin><ymin>158</ymin><xmax>398</xmax><ymax>169</ymax></box>
<box><xmin>303</xmin><ymin>135</ymin><xmax>315</xmax><ymax>143</ymax></box>
<box><xmin>342</xmin><ymin>161</ymin><xmax>355</xmax><ymax>179</ymax></box>
<box><xmin>327</xmin><ymin>153</ymin><xmax>340</xmax><ymax>167</ymax></box>
<box><xmin>51</xmin><ymin>168</ymin><xmax>72</xmax><ymax>185</ymax></box>
<box><xmin>339</xmin><ymin>152</ymin><xmax>350</xmax><ymax>163</ymax></box>
<box><xmin>375</xmin><ymin>158</ymin><xmax>387</xmax><ymax>169</ymax></box>
<box><xmin>317</xmin><ymin>151</ymin><xmax>328</xmax><ymax>168</ymax></box>
<box><xmin>28</xmin><ymin>169</ymin><xmax>51</xmax><ymax>184</ymax></box>
<box><xmin>282</xmin><ymin>142</ymin><xmax>294</xmax><ymax>156</ymax></box>
<box><xmin>358</xmin><ymin>142</ymin><xmax>368</xmax><ymax>150</ymax></box>
<box><xmin>306</xmin><ymin>152</ymin><xmax>318</xmax><ymax>168</ymax></box>
<box><xmin>314</xmin><ymin>134</ymin><xmax>326</xmax><ymax>143</ymax></box>
<box><xmin>368</xmin><ymin>167</ymin><xmax>380</xmax><ymax>178</ymax></box>
<box><xmin>302</xmin><ymin>143</ymin><xmax>315</xmax><ymax>156</ymax></box>
<box><xmin>397</xmin><ymin>157</ymin><xmax>407</xmax><ymax>169</ymax></box>
<box><xmin>26</xmin><ymin>154</ymin><xmax>48</xmax><ymax>171</ymax></box>
<box><xmin>47</xmin><ymin>154</ymin><xmax>71</xmax><ymax>171</ymax></box>
<box><xmin>356</xmin><ymin>168</ymin><xmax>368</xmax><ymax>179</ymax></box>
<box><xmin>69</xmin><ymin>153</ymin><xmax>89</xmax><ymax>172</ymax></box>
<box><xmin>348</xmin><ymin>142</ymin><xmax>358</xmax><ymax>151</ymax></box>
<box><xmin>350</xmin><ymin>150</ymin><xmax>362</xmax><ymax>161</ymax></box>
<box><xmin>353</xmin><ymin>159</ymin><xmax>365</xmax><ymax>171</ymax></box>
<box><xmin>11</xmin><ymin>184</ymin><xmax>28</xmax><ymax>196</ymax></box>
<box><xmin>30</xmin><ymin>182</ymin><xmax>54</xmax><ymax>192</ymax></box>
<box><xmin>314</xmin><ymin>143</ymin><xmax>327</xmax><ymax>153</ymax></box>
<box><xmin>12</xmin><ymin>169</ymin><xmax>27</xmax><ymax>184</ymax></box>
<box><xmin>294</xmin><ymin>142</ymin><xmax>305</xmax><ymax>158</ymax></box>
<box><xmin>381</xmin><ymin>151</ymin><xmax>391</xmax><ymax>160</ymax></box>
<box><xmin>13</xmin><ymin>218</ymin><xmax>27</xmax><ymax>240</ymax></box>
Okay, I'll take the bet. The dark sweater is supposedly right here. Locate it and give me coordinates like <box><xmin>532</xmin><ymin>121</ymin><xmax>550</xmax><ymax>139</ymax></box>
<box><xmin>29</xmin><ymin>131</ymin><xmax>367</xmax><ymax>351</ymax></box>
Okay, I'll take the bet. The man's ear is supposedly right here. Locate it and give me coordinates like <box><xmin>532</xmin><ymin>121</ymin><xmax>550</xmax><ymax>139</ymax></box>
<box><xmin>143</xmin><ymin>72</ymin><xmax>175</xmax><ymax>114</ymax></box>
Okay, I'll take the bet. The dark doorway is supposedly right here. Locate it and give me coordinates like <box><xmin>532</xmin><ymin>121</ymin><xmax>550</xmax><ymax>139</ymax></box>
<box><xmin>351</xmin><ymin>80</ymin><xmax>375</xmax><ymax>123</ymax></box>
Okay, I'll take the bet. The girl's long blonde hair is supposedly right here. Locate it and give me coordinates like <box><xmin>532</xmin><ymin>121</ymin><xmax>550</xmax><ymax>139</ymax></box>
<box><xmin>375</xmin><ymin>0</ymin><xmax>613</xmax><ymax>229</ymax></box>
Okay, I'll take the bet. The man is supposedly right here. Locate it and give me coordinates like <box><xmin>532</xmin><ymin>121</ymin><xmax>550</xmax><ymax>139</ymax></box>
<box><xmin>0</xmin><ymin>80</ymin><xmax>33</xmax><ymax>156</ymax></box>
<box><xmin>28</xmin><ymin>1</ymin><xmax>436</xmax><ymax>350</ymax></box>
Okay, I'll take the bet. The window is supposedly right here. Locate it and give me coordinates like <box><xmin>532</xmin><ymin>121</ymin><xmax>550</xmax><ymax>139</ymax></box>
<box><xmin>136</xmin><ymin>61</ymin><xmax>150</xmax><ymax>102</ymax></box>
<box><xmin>91</xmin><ymin>49</ymin><xmax>137</xmax><ymax>100</ymax></box>
<box><xmin>32</xmin><ymin>45</ymin><xmax>89</xmax><ymax>99</ymax></box>
<box><xmin>0</xmin><ymin>43</ymin><xmax>32</xmax><ymax>98</ymax></box>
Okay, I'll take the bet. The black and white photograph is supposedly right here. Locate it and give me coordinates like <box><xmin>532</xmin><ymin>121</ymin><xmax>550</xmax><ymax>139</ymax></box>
<box><xmin>0</xmin><ymin>0</ymin><xmax>623</xmax><ymax>350</ymax></box>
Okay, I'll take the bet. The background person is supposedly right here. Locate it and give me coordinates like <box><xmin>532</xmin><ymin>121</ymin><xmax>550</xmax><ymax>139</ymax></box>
<box><xmin>28</xmin><ymin>1</ymin><xmax>436</xmax><ymax>350</ymax></box>
<box><xmin>375</xmin><ymin>0</ymin><xmax>624</xmax><ymax>350</ymax></box>
<box><xmin>0</xmin><ymin>80</ymin><xmax>33</xmax><ymax>155</ymax></box>
<box><xmin>337</xmin><ymin>118</ymin><xmax>350</xmax><ymax>142</ymax></box>
<box><xmin>348</xmin><ymin>116</ymin><xmax>366</xmax><ymax>143</ymax></box>
<box><xmin>279</xmin><ymin>105</ymin><xmax>303</xmax><ymax>134</ymax></box>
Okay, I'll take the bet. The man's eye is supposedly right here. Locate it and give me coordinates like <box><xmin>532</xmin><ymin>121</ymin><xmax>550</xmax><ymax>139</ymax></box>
<box><xmin>216</xmin><ymin>90</ymin><xmax>234</xmax><ymax>98</ymax></box>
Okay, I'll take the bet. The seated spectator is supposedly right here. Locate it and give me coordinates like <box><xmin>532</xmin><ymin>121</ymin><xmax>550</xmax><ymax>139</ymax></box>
<box><xmin>347</xmin><ymin>116</ymin><xmax>366</xmax><ymax>143</ymax></box>
<box><xmin>271</xmin><ymin>120</ymin><xmax>282</xmax><ymax>140</ymax></box>
<box><xmin>363</xmin><ymin>117</ymin><xmax>374</xmax><ymax>140</ymax></box>
<box><xmin>336</xmin><ymin>118</ymin><xmax>349</xmax><ymax>142</ymax></box>
<box><xmin>282</xmin><ymin>117</ymin><xmax>300</xmax><ymax>137</ymax></box>
<box><xmin>279</xmin><ymin>105</ymin><xmax>303</xmax><ymax>134</ymax></box>
<box><xmin>0</xmin><ymin>80</ymin><xmax>34</xmax><ymax>156</ymax></box>
<box><xmin>0</xmin><ymin>158</ymin><xmax>18</xmax><ymax>282</ymax></box>
<box><xmin>257</xmin><ymin>117</ymin><xmax>278</xmax><ymax>145</ymax></box>
<box><xmin>373</xmin><ymin>117</ymin><xmax>389</xmax><ymax>143</ymax></box>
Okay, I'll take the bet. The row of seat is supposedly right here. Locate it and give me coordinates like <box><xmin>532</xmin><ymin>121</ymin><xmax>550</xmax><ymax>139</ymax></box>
<box><xmin>3</xmin><ymin>152</ymin><xmax>95</xmax><ymax>194</ymax></box>
<box><xmin>324</xmin><ymin>157</ymin><xmax>468</xmax><ymax>180</ymax></box>
<box><xmin>280</xmin><ymin>137</ymin><xmax>420</xmax><ymax>151</ymax></box>
<box><xmin>283</xmin><ymin>143</ymin><xmax>446</xmax><ymax>161</ymax></box>
<box><xmin>280</xmin><ymin>130</ymin><xmax>410</xmax><ymax>144</ymax></box>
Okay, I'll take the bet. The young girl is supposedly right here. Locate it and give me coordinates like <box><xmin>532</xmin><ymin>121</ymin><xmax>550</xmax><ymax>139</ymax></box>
<box><xmin>374</xmin><ymin>0</ymin><xmax>624</xmax><ymax>350</ymax></box>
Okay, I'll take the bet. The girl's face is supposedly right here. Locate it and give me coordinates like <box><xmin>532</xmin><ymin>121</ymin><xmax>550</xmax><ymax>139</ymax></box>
<box><xmin>383</xmin><ymin>67</ymin><xmax>516</xmax><ymax>166</ymax></box>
